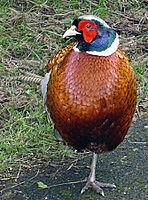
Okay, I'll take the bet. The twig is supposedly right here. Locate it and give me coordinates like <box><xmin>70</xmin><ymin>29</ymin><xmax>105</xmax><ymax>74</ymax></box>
<box><xmin>0</xmin><ymin>169</ymin><xmax>40</xmax><ymax>194</ymax></box>
<box><xmin>136</xmin><ymin>104</ymin><xmax>141</xmax><ymax>118</ymax></box>
<box><xmin>112</xmin><ymin>11</ymin><xmax>141</xmax><ymax>23</ymax></box>
<box><xmin>115</xmin><ymin>28</ymin><xmax>141</xmax><ymax>35</ymax></box>
<box><xmin>48</xmin><ymin>179</ymin><xmax>86</xmax><ymax>189</ymax></box>
<box><xmin>133</xmin><ymin>54</ymin><xmax>148</xmax><ymax>64</ymax></box>
<box><xmin>129</xmin><ymin>141</ymin><xmax>147</xmax><ymax>144</ymax></box>
<box><xmin>52</xmin><ymin>12</ymin><xmax>74</xmax><ymax>17</ymax></box>
<box><xmin>15</xmin><ymin>165</ymin><xmax>22</xmax><ymax>182</ymax></box>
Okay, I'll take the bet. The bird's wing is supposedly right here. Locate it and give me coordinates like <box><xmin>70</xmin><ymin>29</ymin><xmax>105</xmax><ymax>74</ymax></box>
<box><xmin>41</xmin><ymin>42</ymin><xmax>76</xmax><ymax>123</ymax></box>
<box><xmin>47</xmin><ymin>42</ymin><xmax>76</xmax><ymax>71</ymax></box>
<box><xmin>41</xmin><ymin>42</ymin><xmax>76</xmax><ymax>140</ymax></box>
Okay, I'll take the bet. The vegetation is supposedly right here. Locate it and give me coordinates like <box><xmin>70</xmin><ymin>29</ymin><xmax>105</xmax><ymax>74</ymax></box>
<box><xmin>0</xmin><ymin>0</ymin><xmax>147</xmax><ymax>179</ymax></box>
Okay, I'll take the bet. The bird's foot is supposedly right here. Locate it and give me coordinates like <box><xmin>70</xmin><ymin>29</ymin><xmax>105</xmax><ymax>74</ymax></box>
<box><xmin>81</xmin><ymin>180</ymin><xmax>116</xmax><ymax>196</ymax></box>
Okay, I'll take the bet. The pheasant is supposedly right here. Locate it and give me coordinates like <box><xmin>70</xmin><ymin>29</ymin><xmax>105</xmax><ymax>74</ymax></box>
<box><xmin>41</xmin><ymin>15</ymin><xmax>137</xmax><ymax>196</ymax></box>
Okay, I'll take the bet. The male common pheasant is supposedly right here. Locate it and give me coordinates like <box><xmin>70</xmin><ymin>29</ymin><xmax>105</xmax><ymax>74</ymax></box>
<box><xmin>41</xmin><ymin>15</ymin><xmax>137</xmax><ymax>196</ymax></box>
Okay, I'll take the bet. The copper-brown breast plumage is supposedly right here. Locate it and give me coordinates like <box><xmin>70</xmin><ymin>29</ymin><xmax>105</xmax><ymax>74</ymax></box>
<box><xmin>46</xmin><ymin>47</ymin><xmax>137</xmax><ymax>153</ymax></box>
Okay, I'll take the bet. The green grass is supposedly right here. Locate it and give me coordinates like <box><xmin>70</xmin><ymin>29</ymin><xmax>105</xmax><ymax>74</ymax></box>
<box><xmin>0</xmin><ymin>0</ymin><xmax>147</xmax><ymax>177</ymax></box>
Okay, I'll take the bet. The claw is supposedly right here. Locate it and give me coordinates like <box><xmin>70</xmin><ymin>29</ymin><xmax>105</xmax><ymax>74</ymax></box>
<box><xmin>81</xmin><ymin>180</ymin><xmax>116</xmax><ymax>196</ymax></box>
<box><xmin>81</xmin><ymin>182</ymin><xmax>91</xmax><ymax>194</ymax></box>
<box><xmin>100</xmin><ymin>189</ymin><xmax>105</xmax><ymax>197</ymax></box>
<box><xmin>93</xmin><ymin>182</ymin><xmax>104</xmax><ymax>196</ymax></box>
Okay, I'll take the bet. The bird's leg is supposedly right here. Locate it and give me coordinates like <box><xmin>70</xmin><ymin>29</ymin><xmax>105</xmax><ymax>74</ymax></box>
<box><xmin>81</xmin><ymin>153</ymin><xmax>116</xmax><ymax>196</ymax></box>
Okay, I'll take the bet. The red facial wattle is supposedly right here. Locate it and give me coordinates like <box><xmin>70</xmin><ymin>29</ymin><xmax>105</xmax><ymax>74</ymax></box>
<box><xmin>78</xmin><ymin>20</ymin><xmax>97</xmax><ymax>43</ymax></box>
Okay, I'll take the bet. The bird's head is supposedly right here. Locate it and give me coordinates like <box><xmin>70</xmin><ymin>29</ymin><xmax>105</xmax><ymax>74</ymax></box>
<box><xmin>63</xmin><ymin>15</ymin><xmax>119</xmax><ymax>56</ymax></box>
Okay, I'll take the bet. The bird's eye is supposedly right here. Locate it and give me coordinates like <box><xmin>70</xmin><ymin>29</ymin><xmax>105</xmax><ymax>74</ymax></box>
<box><xmin>86</xmin><ymin>24</ymin><xmax>91</xmax><ymax>28</ymax></box>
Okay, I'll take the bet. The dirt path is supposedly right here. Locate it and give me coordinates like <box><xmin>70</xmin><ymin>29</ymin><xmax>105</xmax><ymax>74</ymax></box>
<box><xmin>1</xmin><ymin>118</ymin><xmax>147</xmax><ymax>200</ymax></box>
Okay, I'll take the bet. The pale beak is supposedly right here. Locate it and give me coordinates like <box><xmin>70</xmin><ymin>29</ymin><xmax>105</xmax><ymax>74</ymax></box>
<box><xmin>63</xmin><ymin>25</ymin><xmax>81</xmax><ymax>38</ymax></box>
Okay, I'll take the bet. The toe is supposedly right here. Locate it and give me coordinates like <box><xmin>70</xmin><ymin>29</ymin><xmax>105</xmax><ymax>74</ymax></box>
<box><xmin>92</xmin><ymin>182</ymin><xmax>105</xmax><ymax>196</ymax></box>
<box><xmin>81</xmin><ymin>180</ymin><xmax>115</xmax><ymax>196</ymax></box>
<box><xmin>95</xmin><ymin>181</ymin><xmax>116</xmax><ymax>188</ymax></box>
<box><xmin>81</xmin><ymin>182</ymin><xmax>91</xmax><ymax>194</ymax></box>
